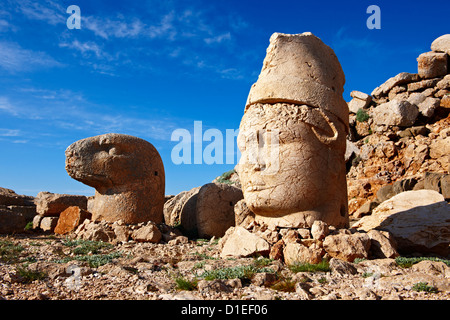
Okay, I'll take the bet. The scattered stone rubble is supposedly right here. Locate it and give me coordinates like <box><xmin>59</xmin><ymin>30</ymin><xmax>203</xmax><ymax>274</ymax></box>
<box><xmin>1</xmin><ymin>33</ymin><xmax>449</xmax><ymax>300</ymax></box>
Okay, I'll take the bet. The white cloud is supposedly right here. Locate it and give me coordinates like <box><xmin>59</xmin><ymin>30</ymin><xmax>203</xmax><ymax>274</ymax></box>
<box><xmin>0</xmin><ymin>97</ymin><xmax>19</xmax><ymax>116</ymax></box>
<box><xmin>204</xmin><ymin>32</ymin><xmax>231</xmax><ymax>45</ymax></box>
<box><xmin>0</xmin><ymin>128</ymin><xmax>21</xmax><ymax>137</ymax></box>
<box><xmin>15</xmin><ymin>0</ymin><xmax>65</xmax><ymax>25</ymax></box>
<box><xmin>0</xmin><ymin>41</ymin><xmax>62</xmax><ymax>72</ymax></box>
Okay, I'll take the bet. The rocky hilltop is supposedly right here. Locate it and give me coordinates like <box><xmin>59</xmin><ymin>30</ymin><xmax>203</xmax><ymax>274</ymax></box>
<box><xmin>0</xmin><ymin>34</ymin><xmax>449</xmax><ymax>301</ymax></box>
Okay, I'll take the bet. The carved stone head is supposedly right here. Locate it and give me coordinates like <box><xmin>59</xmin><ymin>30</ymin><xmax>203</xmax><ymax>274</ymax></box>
<box><xmin>65</xmin><ymin>133</ymin><xmax>165</xmax><ymax>224</ymax></box>
<box><xmin>237</xmin><ymin>32</ymin><xmax>349</xmax><ymax>229</ymax></box>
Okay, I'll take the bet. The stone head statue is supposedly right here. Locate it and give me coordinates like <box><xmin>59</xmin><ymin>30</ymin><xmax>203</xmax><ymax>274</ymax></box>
<box><xmin>236</xmin><ymin>32</ymin><xmax>349</xmax><ymax>229</ymax></box>
<box><xmin>65</xmin><ymin>133</ymin><xmax>165</xmax><ymax>224</ymax></box>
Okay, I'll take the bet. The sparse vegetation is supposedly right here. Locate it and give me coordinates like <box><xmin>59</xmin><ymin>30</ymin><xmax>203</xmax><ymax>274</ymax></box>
<box><xmin>412</xmin><ymin>282</ymin><xmax>438</xmax><ymax>293</ymax></box>
<box><xmin>54</xmin><ymin>238</ymin><xmax>121</xmax><ymax>268</ymax></box>
<box><xmin>215</xmin><ymin>169</ymin><xmax>237</xmax><ymax>185</ymax></box>
<box><xmin>0</xmin><ymin>239</ymin><xmax>24</xmax><ymax>263</ymax></box>
<box><xmin>199</xmin><ymin>264</ymin><xmax>274</xmax><ymax>282</ymax></box>
<box><xmin>288</xmin><ymin>259</ymin><xmax>330</xmax><ymax>273</ymax></box>
<box><xmin>356</xmin><ymin>108</ymin><xmax>370</xmax><ymax>122</ymax></box>
<box><xmin>395</xmin><ymin>256</ymin><xmax>450</xmax><ymax>268</ymax></box>
<box><xmin>15</xmin><ymin>265</ymin><xmax>47</xmax><ymax>283</ymax></box>
<box><xmin>175</xmin><ymin>276</ymin><xmax>198</xmax><ymax>291</ymax></box>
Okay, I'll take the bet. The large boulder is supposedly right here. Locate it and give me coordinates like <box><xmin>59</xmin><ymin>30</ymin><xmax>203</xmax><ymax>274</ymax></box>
<box><xmin>65</xmin><ymin>133</ymin><xmax>165</xmax><ymax>224</ymax></box>
<box><xmin>372</xmin><ymin>99</ymin><xmax>419</xmax><ymax>127</ymax></box>
<box><xmin>196</xmin><ymin>183</ymin><xmax>243</xmax><ymax>238</ymax></box>
<box><xmin>353</xmin><ymin>190</ymin><xmax>450</xmax><ymax>257</ymax></box>
<box><xmin>54</xmin><ymin>206</ymin><xmax>91</xmax><ymax>235</ymax></box>
<box><xmin>0</xmin><ymin>187</ymin><xmax>35</xmax><ymax>206</ymax></box>
<box><xmin>431</xmin><ymin>34</ymin><xmax>450</xmax><ymax>55</ymax></box>
<box><xmin>35</xmin><ymin>191</ymin><xmax>87</xmax><ymax>217</ymax></box>
<box><xmin>163</xmin><ymin>186</ymin><xmax>200</xmax><ymax>237</ymax></box>
<box><xmin>417</xmin><ymin>51</ymin><xmax>448</xmax><ymax>79</ymax></box>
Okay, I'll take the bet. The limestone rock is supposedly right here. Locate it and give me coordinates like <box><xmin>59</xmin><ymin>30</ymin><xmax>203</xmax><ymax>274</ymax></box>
<box><xmin>417</xmin><ymin>51</ymin><xmax>448</xmax><ymax>79</ymax></box>
<box><xmin>371</xmin><ymin>72</ymin><xmax>420</xmax><ymax>98</ymax></box>
<box><xmin>40</xmin><ymin>216</ymin><xmax>59</xmax><ymax>232</ymax></box>
<box><xmin>322</xmin><ymin>232</ymin><xmax>371</xmax><ymax>262</ymax></box>
<box><xmin>245</xmin><ymin>32</ymin><xmax>348</xmax><ymax>126</ymax></box>
<box><xmin>220</xmin><ymin>226</ymin><xmax>270</xmax><ymax>258</ymax></box>
<box><xmin>65</xmin><ymin>133</ymin><xmax>165</xmax><ymax>224</ymax></box>
<box><xmin>0</xmin><ymin>188</ymin><xmax>35</xmax><ymax>206</ymax></box>
<box><xmin>54</xmin><ymin>206</ymin><xmax>92</xmax><ymax>235</ymax></box>
<box><xmin>163</xmin><ymin>186</ymin><xmax>200</xmax><ymax>236</ymax></box>
<box><xmin>372</xmin><ymin>99</ymin><xmax>419</xmax><ymax>127</ymax></box>
<box><xmin>0</xmin><ymin>209</ymin><xmax>28</xmax><ymax>234</ymax></box>
<box><xmin>131</xmin><ymin>223</ymin><xmax>162</xmax><ymax>243</ymax></box>
<box><xmin>196</xmin><ymin>183</ymin><xmax>243</xmax><ymax>238</ymax></box>
<box><xmin>234</xmin><ymin>199</ymin><xmax>255</xmax><ymax>229</ymax></box>
<box><xmin>36</xmin><ymin>192</ymin><xmax>87</xmax><ymax>217</ymax></box>
<box><xmin>431</xmin><ymin>34</ymin><xmax>450</xmax><ymax>55</ymax></box>
<box><xmin>367</xmin><ymin>230</ymin><xmax>399</xmax><ymax>259</ymax></box>
<box><xmin>311</xmin><ymin>220</ymin><xmax>329</xmax><ymax>240</ymax></box>
<box><xmin>353</xmin><ymin>190</ymin><xmax>450</xmax><ymax>256</ymax></box>
<box><xmin>283</xmin><ymin>241</ymin><xmax>323</xmax><ymax>265</ymax></box>
<box><xmin>238</xmin><ymin>32</ymin><xmax>349</xmax><ymax>230</ymax></box>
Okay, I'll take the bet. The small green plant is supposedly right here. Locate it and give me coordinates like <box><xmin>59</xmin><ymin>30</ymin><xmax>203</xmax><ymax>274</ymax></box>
<box><xmin>54</xmin><ymin>252</ymin><xmax>122</xmax><ymax>268</ymax></box>
<box><xmin>15</xmin><ymin>265</ymin><xmax>47</xmax><ymax>283</ymax></box>
<box><xmin>412</xmin><ymin>282</ymin><xmax>438</xmax><ymax>293</ymax></box>
<box><xmin>288</xmin><ymin>259</ymin><xmax>330</xmax><ymax>273</ymax></box>
<box><xmin>0</xmin><ymin>239</ymin><xmax>24</xmax><ymax>263</ymax></box>
<box><xmin>395</xmin><ymin>256</ymin><xmax>450</xmax><ymax>268</ymax></box>
<box><xmin>199</xmin><ymin>264</ymin><xmax>274</xmax><ymax>283</ymax></box>
<box><xmin>317</xmin><ymin>277</ymin><xmax>328</xmax><ymax>284</ymax></box>
<box><xmin>24</xmin><ymin>221</ymin><xmax>34</xmax><ymax>231</ymax></box>
<box><xmin>356</xmin><ymin>108</ymin><xmax>370</xmax><ymax>122</ymax></box>
<box><xmin>215</xmin><ymin>169</ymin><xmax>237</xmax><ymax>185</ymax></box>
<box><xmin>252</xmin><ymin>257</ymin><xmax>273</xmax><ymax>268</ymax></box>
<box><xmin>62</xmin><ymin>239</ymin><xmax>113</xmax><ymax>255</ymax></box>
<box><xmin>175</xmin><ymin>276</ymin><xmax>198</xmax><ymax>291</ymax></box>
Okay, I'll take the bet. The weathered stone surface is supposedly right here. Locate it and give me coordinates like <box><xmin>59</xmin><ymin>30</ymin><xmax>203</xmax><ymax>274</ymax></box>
<box><xmin>311</xmin><ymin>220</ymin><xmax>329</xmax><ymax>240</ymax></box>
<box><xmin>54</xmin><ymin>206</ymin><xmax>92</xmax><ymax>235</ymax></box>
<box><xmin>322</xmin><ymin>232</ymin><xmax>371</xmax><ymax>262</ymax></box>
<box><xmin>417</xmin><ymin>97</ymin><xmax>440</xmax><ymax>118</ymax></box>
<box><xmin>353</xmin><ymin>190</ymin><xmax>450</xmax><ymax>256</ymax></box>
<box><xmin>441</xmin><ymin>95</ymin><xmax>450</xmax><ymax>108</ymax></box>
<box><xmin>40</xmin><ymin>216</ymin><xmax>59</xmax><ymax>232</ymax></box>
<box><xmin>372</xmin><ymin>99</ymin><xmax>419</xmax><ymax>127</ymax></box>
<box><xmin>0</xmin><ymin>209</ymin><xmax>28</xmax><ymax>234</ymax></box>
<box><xmin>283</xmin><ymin>241</ymin><xmax>323</xmax><ymax>265</ymax></box>
<box><xmin>371</xmin><ymin>72</ymin><xmax>420</xmax><ymax>98</ymax></box>
<box><xmin>429</xmin><ymin>137</ymin><xmax>450</xmax><ymax>159</ymax></box>
<box><xmin>74</xmin><ymin>219</ymin><xmax>116</xmax><ymax>242</ymax></box>
<box><xmin>407</xmin><ymin>78</ymin><xmax>441</xmax><ymax>92</ymax></box>
<box><xmin>196</xmin><ymin>183</ymin><xmax>243</xmax><ymax>238</ymax></box>
<box><xmin>163</xmin><ymin>186</ymin><xmax>200</xmax><ymax>236</ymax></box>
<box><xmin>234</xmin><ymin>199</ymin><xmax>255</xmax><ymax>229</ymax></box>
<box><xmin>417</xmin><ymin>51</ymin><xmax>448</xmax><ymax>79</ymax></box>
<box><xmin>35</xmin><ymin>191</ymin><xmax>87</xmax><ymax>217</ymax></box>
<box><xmin>431</xmin><ymin>34</ymin><xmax>450</xmax><ymax>55</ymax></box>
<box><xmin>0</xmin><ymin>187</ymin><xmax>35</xmax><ymax>206</ymax></box>
<box><xmin>65</xmin><ymin>133</ymin><xmax>165</xmax><ymax>224</ymax></box>
<box><xmin>131</xmin><ymin>223</ymin><xmax>162</xmax><ymax>243</ymax></box>
<box><xmin>220</xmin><ymin>226</ymin><xmax>270</xmax><ymax>258</ymax></box>
<box><xmin>367</xmin><ymin>230</ymin><xmax>399</xmax><ymax>259</ymax></box>
<box><xmin>245</xmin><ymin>32</ymin><xmax>348</xmax><ymax>126</ymax></box>
<box><xmin>238</xmin><ymin>34</ymin><xmax>348</xmax><ymax>230</ymax></box>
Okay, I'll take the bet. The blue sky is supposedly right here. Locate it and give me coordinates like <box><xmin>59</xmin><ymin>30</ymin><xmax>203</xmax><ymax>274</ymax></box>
<box><xmin>0</xmin><ymin>0</ymin><xmax>448</xmax><ymax>197</ymax></box>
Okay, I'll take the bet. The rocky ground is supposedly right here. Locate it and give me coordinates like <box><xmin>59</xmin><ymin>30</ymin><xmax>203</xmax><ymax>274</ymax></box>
<box><xmin>1</xmin><ymin>231</ymin><xmax>449</xmax><ymax>301</ymax></box>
